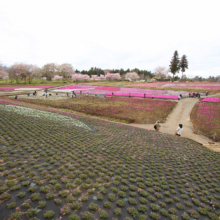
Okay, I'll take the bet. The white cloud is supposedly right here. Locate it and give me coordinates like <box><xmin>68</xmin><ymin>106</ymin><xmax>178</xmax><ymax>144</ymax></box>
<box><xmin>0</xmin><ymin>0</ymin><xmax>220</xmax><ymax>77</ymax></box>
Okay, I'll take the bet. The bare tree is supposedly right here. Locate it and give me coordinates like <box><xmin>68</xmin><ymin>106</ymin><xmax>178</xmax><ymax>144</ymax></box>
<box><xmin>42</xmin><ymin>63</ymin><xmax>58</xmax><ymax>80</ymax></box>
<box><xmin>58</xmin><ymin>63</ymin><xmax>75</xmax><ymax>80</ymax></box>
<box><xmin>26</xmin><ymin>65</ymin><xmax>42</xmax><ymax>83</ymax></box>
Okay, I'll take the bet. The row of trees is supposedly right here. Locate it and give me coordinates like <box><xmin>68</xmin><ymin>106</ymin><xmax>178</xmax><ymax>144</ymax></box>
<box><xmin>169</xmin><ymin>50</ymin><xmax>188</xmax><ymax>81</ymax></box>
<box><xmin>1</xmin><ymin>56</ymin><xmax>219</xmax><ymax>83</ymax></box>
<box><xmin>0</xmin><ymin>63</ymin><xmax>155</xmax><ymax>83</ymax></box>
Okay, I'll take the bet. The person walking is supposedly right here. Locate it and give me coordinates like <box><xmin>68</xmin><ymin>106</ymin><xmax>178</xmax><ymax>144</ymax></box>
<box><xmin>176</xmin><ymin>124</ymin><xmax>183</xmax><ymax>136</ymax></box>
<box><xmin>154</xmin><ymin>121</ymin><xmax>161</xmax><ymax>132</ymax></box>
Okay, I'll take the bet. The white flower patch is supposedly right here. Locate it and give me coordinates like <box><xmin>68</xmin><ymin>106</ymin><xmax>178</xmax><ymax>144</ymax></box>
<box><xmin>0</xmin><ymin>105</ymin><xmax>91</xmax><ymax>131</ymax></box>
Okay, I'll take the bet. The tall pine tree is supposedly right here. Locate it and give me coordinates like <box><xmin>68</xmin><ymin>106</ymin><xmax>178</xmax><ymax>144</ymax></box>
<box><xmin>169</xmin><ymin>50</ymin><xmax>180</xmax><ymax>81</ymax></box>
<box><xmin>179</xmin><ymin>55</ymin><xmax>188</xmax><ymax>80</ymax></box>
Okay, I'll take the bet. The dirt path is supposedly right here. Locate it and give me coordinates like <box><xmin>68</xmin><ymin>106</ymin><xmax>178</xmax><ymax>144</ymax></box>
<box><xmin>129</xmin><ymin>95</ymin><xmax>220</xmax><ymax>152</ymax></box>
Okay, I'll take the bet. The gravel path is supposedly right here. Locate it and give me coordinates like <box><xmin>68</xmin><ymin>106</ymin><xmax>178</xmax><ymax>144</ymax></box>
<box><xmin>129</xmin><ymin>94</ymin><xmax>220</xmax><ymax>151</ymax></box>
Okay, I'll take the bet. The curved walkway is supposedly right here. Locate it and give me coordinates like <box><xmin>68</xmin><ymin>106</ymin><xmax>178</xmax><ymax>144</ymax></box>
<box><xmin>129</xmin><ymin>95</ymin><xmax>220</xmax><ymax>152</ymax></box>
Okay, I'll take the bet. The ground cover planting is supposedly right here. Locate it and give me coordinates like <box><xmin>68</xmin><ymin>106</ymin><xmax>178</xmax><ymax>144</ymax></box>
<box><xmin>190</xmin><ymin>99</ymin><xmax>220</xmax><ymax>142</ymax></box>
<box><xmin>5</xmin><ymin>96</ymin><xmax>177</xmax><ymax>123</ymax></box>
<box><xmin>0</xmin><ymin>105</ymin><xmax>91</xmax><ymax>130</ymax></box>
<box><xmin>202</xmin><ymin>98</ymin><xmax>220</xmax><ymax>103</ymax></box>
<box><xmin>0</xmin><ymin>104</ymin><xmax>220</xmax><ymax>220</ymax></box>
<box><xmin>126</xmin><ymin>82</ymin><xmax>220</xmax><ymax>93</ymax></box>
<box><xmin>0</xmin><ymin>86</ymin><xmax>56</xmax><ymax>93</ymax></box>
<box><xmin>56</xmin><ymin>85</ymin><xmax>188</xmax><ymax>100</ymax></box>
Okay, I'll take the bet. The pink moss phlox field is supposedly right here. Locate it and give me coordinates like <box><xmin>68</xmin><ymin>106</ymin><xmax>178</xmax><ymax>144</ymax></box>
<box><xmin>129</xmin><ymin>82</ymin><xmax>220</xmax><ymax>91</ymax></box>
<box><xmin>59</xmin><ymin>85</ymin><xmax>180</xmax><ymax>99</ymax></box>
<box><xmin>196</xmin><ymin>102</ymin><xmax>220</xmax><ymax>130</ymax></box>
<box><xmin>202</xmin><ymin>97</ymin><xmax>220</xmax><ymax>103</ymax></box>
<box><xmin>106</xmin><ymin>93</ymin><xmax>178</xmax><ymax>100</ymax></box>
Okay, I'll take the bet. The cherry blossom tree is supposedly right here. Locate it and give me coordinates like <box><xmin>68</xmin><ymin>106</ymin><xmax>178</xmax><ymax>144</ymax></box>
<box><xmin>52</xmin><ymin>75</ymin><xmax>63</xmax><ymax>81</ymax></box>
<box><xmin>42</xmin><ymin>77</ymin><xmax>47</xmax><ymax>80</ymax></box>
<box><xmin>72</xmin><ymin>74</ymin><xmax>90</xmax><ymax>81</ymax></box>
<box><xmin>8</xmin><ymin>63</ymin><xmax>29</xmax><ymax>83</ymax></box>
<box><xmin>105</xmin><ymin>73</ymin><xmax>121</xmax><ymax>80</ymax></box>
<box><xmin>154</xmin><ymin>66</ymin><xmax>169</xmax><ymax>80</ymax></box>
<box><xmin>91</xmin><ymin>75</ymin><xmax>100</xmax><ymax>80</ymax></box>
<box><xmin>125</xmin><ymin>72</ymin><xmax>140</xmax><ymax>81</ymax></box>
<box><xmin>0</xmin><ymin>64</ymin><xmax>8</xmax><ymax>79</ymax></box>
<box><xmin>100</xmin><ymin>74</ymin><xmax>106</xmax><ymax>80</ymax></box>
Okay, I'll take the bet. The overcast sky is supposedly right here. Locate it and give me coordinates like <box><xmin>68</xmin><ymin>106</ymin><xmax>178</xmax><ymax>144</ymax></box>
<box><xmin>0</xmin><ymin>0</ymin><xmax>220</xmax><ymax>78</ymax></box>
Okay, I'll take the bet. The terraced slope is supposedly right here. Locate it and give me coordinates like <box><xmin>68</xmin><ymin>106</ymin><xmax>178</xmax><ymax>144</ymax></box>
<box><xmin>0</xmin><ymin>106</ymin><xmax>220</xmax><ymax>220</ymax></box>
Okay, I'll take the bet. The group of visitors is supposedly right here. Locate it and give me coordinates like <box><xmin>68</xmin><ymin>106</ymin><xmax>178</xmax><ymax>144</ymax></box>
<box><xmin>189</xmin><ymin>92</ymin><xmax>201</xmax><ymax>98</ymax></box>
<box><xmin>70</xmin><ymin>91</ymin><xmax>90</xmax><ymax>98</ymax></box>
<box><xmin>154</xmin><ymin>121</ymin><xmax>183</xmax><ymax>137</ymax></box>
<box><xmin>178</xmin><ymin>94</ymin><xmax>183</xmax><ymax>100</ymax></box>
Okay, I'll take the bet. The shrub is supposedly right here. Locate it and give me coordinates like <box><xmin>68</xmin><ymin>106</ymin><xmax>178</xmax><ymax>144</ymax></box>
<box><xmin>118</xmin><ymin>191</ymin><xmax>126</xmax><ymax>198</ymax></box>
<box><xmin>54</xmin><ymin>199</ymin><xmax>62</xmax><ymax>205</ymax></box>
<box><xmin>59</xmin><ymin>190</ymin><xmax>68</xmax><ymax>197</ymax></box>
<box><xmin>7</xmin><ymin>202</ymin><xmax>16</xmax><ymax>209</ymax></box>
<box><xmin>188</xmin><ymin>210</ymin><xmax>199</xmax><ymax>219</ymax></box>
<box><xmin>38</xmin><ymin>201</ymin><xmax>46</xmax><ymax>209</ymax></box>
<box><xmin>82</xmin><ymin>196</ymin><xmax>88</xmax><ymax>202</ymax></box>
<box><xmin>30</xmin><ymin>193</ymin><xmax>40</xmax><ymax>201</ymax></box>
<box><xmin>127</xmin><ymin>207</ymin><xmax>138</xmax><ymax>219</ymax></box>
<box><xmin>148</xmin><ymin>195</ymin><xmax>156</xmax><ymax>202</ymax></box>
<box><xmin>128</xmin><ymin>197</ymin><xmax>137</xmax><ymax>205</ymax></box>
<box><xmin>66</xmin><ymin>196</ymin><xmax>74</xmax><ymax>203</ymax></box>
<box><xmin>9</xmin><ymin>211</ymin><xmax>23</xmax><ymax>220</ymax></box>
<box><xmin>165</xmin><ymin>198</ymin><xmax>173</xmax><ymax>203</ymax></box>
<box><xmin>108</xmin><ymin>193</ymin><xmax>115</xmax><ymax>201</ymax></box>
<box><xmin>176</xmin><ymin>203</ymin><xmax>184</xmax><ymax>210</ymax></box>
<box><xmin>103</xmin><ymin>201</ymin><xmax>111</xmax><ymax>208</ymax></box>
<box><xmin>60</xmin><ymin>205</ymin><xmax>71</xmax><ymax>215</ymax></box>
<box><xmin>72</xmin><ymin>189</ymin><xmax>81</xmax><ymax>196</ymax></box>
<box><xmin>150</xmin><ymin>204</ymin><xmax>159</xmax><ymax>211</ymax></box>
<box><xmin>81</xmin><ymin>211</ymin><xmax>93</xmax><ymax>220</ymax></box>
<box><xmin>139</xmin><ymin>197</ymin><xmax>147</xmax><ymax>204</ymax></box>
<box><xmin>72</xmin><ymin>202</ymin><xmax>82</xmax><ymax>210</ymax></box>
<box><xmin>182</xmin><ymin>213</ymin><xmax>190</xmax><ymax>220</ymax></box>
<box><xmin>150</xmin><ymin>212</ymin><xmax>160</xmax><ymax>220</ymax></box>
<box><xmin>197</xmin><ymin>207</ymin><xmax>208</xmax><ymax>215</ymax></box>
<box><xmin>26</xmin><ymin>208</ymin><xmax>37</xmax><ymax>218</ymax></box>
<box><xmin>54</xmin><ymin>183</ymin><xmax>61</xmax><ymax>190</ymax></box>
<box><xmin>17</xmin><ymin>192</ymin><xmax>25</xmax><ymax>198</ymax></box>
<box><xmin>168</xmin><ymin>208</ymin><xmax>177</xmax><ymax>214</ymax></box>
<box><xmin>46</xmin><ymin>193</ymin><xmax>54</xmax><ymax>200</ymax></box>
<box><xmin>68</xmin><ymin>214</ymin><xmax>80</xmax><ymax>220</ymax></box>
<box><xmin>99</xmin><ymin>210</ymin><xmax>109</xmax><ymax>219</ymax></box>
<box><xmin>138</xmin><ymin>205</ymin><xmax>147</xmax><ymax>212</ymax></box>
<box><xmin>97</xmin><ymin>194</ymin><xmax>103</xmax><ymax>200</ymax></box>
<box><xmin>114</xmin><ymin>208</ymin><xmax>122</xmax><ymax>215</ymax></box>
<box><xmin>139</xmin><ymin>190</ymin><xmax>148</xmax><ymax>197</ymax></box>
<box><xmin>160</xmin><ymin>208</ymin><xmax>169</xmax><ymax>217</ymax></box>
<box><xmin>40</xmin><ymin>186</ymin><xmax>49</xmax><ymax>193</ymax></box>
<box><xmin>87</xmin><ymin>189</ymin><xmax>95</xmax><ymax>194</ymax></box>
<box><xmin>117</xmin><ymin>199</ymin><xmax>125</xmax><ymax>207</ymax></box>
<box><xmin>44</xmin><ymin>210</ymin><xmax>55</xmax><ymax>218</ymax></box>
<box><xmin>139</xmin><ymin>215</ymin><xmax>147</xmax><ymax>220</ymax></box>
<box><xmin>1</xmin><ymin>192</ymin><xmax>11</xmax><ymax>200</ymax></box>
